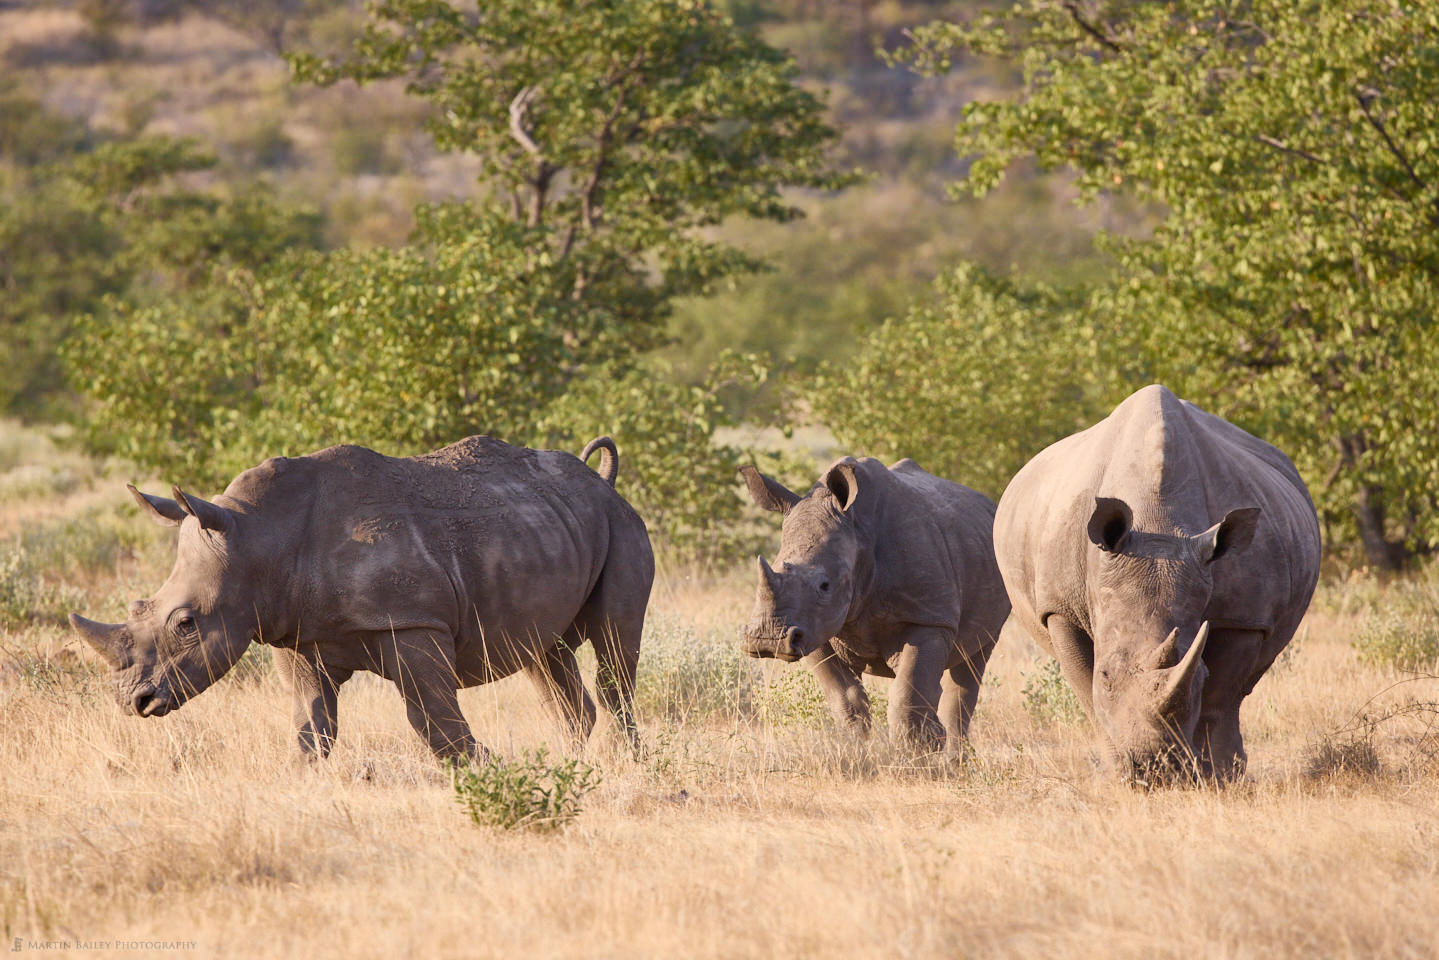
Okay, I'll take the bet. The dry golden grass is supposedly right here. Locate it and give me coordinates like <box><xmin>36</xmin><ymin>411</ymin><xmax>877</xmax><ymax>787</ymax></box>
<box><xmin>3</xmin><ymin>436</ymin><xmax>1439</xmax><ymax>958</ymax></box>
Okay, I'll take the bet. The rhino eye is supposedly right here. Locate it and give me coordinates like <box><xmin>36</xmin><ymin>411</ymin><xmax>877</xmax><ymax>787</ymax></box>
<box><xmin>172</xmin><ymin>614</ymin><xmax>197</xmax><ymax>636</ymax></box>
<box><xmin>819</xmin><ymin>581</ymin><xmax>830</xmax><ymax>592</ymax></box>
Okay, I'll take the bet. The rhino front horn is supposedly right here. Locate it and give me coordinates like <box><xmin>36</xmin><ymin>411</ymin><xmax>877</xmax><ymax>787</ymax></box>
<box><xmin>69</xmin><ymin>613</ymin><xmax>126</xmax><ymax>668</ymax></box>
<box><xmin>757</xmin><ymin>555</ymin><xmax>779</xmax><ymax>599</ymax></box>
<box><xmin>1162</xmin><ymin>621</ymin><xmax>1210</xmax><ymax>707</ymax></box>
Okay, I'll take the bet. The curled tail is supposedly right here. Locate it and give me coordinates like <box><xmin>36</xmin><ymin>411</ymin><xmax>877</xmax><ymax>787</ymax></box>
<box><xmin>580</xmin><ymin>436</ymin><xmax>619</xmax><ymax>487</ymax></box>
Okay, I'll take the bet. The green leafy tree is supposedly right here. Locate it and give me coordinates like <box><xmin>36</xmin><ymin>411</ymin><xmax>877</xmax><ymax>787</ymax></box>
<box><xmin>2</xmin><ymin>119</ymin><xmax>319</xmax><ymax>419</ymax></box>
<box><xmin>900</xmin><ymin>0</ymin><xmax>1439</xmax><ymax>567</ymax></box>
<box><xmin>290</xmin><ymin>0</ymin><xmax>855</xmax><ymax>352</ymax></box>
<box><xmin>810</xmin><ymin>262</ymin><xmax>1107</xmax><ymax>500</ymax></box>
<box><xmin>71</xmin><ymin>0</ymin><xmax>854</xmax><ymax>558</ymax></box>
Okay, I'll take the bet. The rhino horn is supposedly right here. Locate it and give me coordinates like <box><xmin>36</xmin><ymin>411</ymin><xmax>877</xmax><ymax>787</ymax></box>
<box><xmin>1152</xmin><ymin>627</ymin><xmax>1182</xmax><ymax>669</ymax></box>
<box><xmin>1162</xmin><ymin>621</ymin><xmax>1209</xmax><ymax>707</ymax></box>
<box><xmin>127</xmin><ymin>483</ymin><xmax>185</xmax><ymax>527</ymax></box>
<box><xmin>757</xmin><ymin>555</ymin><xmax>779</xmax><ymax>600</ymax></box>
<box><xmin>171</xmin><ymin>486</ymin><xmax>233</xmax><ymax>533</ymax></box>
<box><xmin>69</xmin><ymin>613</ymin><xmax>126</xmax><ymax>668</ymax></box>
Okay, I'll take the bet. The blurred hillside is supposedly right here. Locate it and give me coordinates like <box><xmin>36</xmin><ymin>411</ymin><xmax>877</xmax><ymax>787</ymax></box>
<box><xmin>1</xmin><ymin>0</ymin><xmax>1128</xmax><ymax>398</ymax></box>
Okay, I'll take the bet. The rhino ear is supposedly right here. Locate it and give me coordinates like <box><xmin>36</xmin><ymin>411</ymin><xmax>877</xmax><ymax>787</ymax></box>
<box><xmin>171</xmin><ymin>486</ymin><xmax>233</xmax><ymax>533</ymax></box>
<box><xmin>1197</xmin><ymin>507</ymin><xmax>1260</xmax><ymax>563</ymax></box>
<box><xmin>127</xmin><ymin>483</ymin><xmax>185</xmax><ymax>527</ymax></box>
<box><xmin>824</xmin><ymin>460</ymin><xmax>860</xmax><ymax>512</ymax></box>
<box><xmin>739</xmin><ymin>466</ymin><xmax>801</xmax><ymax>514</ymax></box>
<box><xmin>1087</xmin><ymin>497</ymin><xmax>1133</xmax><ymax>553</ymax></box>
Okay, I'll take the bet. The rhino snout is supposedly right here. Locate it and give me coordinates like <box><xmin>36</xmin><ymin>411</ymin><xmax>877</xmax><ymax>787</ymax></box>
<box><xmin>741</xmin><ymin>625</ymin><xmax>806</xmax><ymax>662</ymax></box>
<box><xmin>131</xmin><ymin>685</ymin><xmax>172</xmax><ymax>718</ymax></box>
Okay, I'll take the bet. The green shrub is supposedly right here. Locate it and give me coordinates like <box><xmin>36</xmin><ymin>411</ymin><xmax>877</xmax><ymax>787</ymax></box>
<box><xmin>449</xmin><ymin>748</ymin><xmax>600</xmax><ymax>833</ymax></box>
<box><xmin>1354</xmin><ymin>611</ymin><xmax>1439</xmax><ymax>674</ymax></box>
<box><xmin>1022</xmin><ymin>659</ymin><xmax>1084</xmax><ymax>726</ymax></box>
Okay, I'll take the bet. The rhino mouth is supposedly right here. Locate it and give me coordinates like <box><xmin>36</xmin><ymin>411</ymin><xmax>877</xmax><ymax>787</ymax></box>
<box><xmin>741</xmin><ymin>621</ymin><xmax>807</xmax><ymax>662</ymax></box>
<box><xmin>128</xmin><ymin>684</ymin><xmax>174</xmax><ymax>718</ymax></box>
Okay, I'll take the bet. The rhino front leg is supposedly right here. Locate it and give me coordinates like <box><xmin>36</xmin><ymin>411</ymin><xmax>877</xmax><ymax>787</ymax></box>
<box><xmin>374</xmin><ymin>628</ymin><xmax>482</xmax><ymax>762</ymax></box>
<box><xmin>275</xmin><ymin>646</ymin><xmax>352</xmax><ymax>760</ymax></box>
<box><xmin>888</xmin><ymin>628</ymin><xmax>948</xmax><ymax>750</ymax></box>
<box><xmin>805</xmin><ymin>642</ymin><xmax>870</xmax><ymax>735</ymax></box>
<box><xmin>1045</xmin><ymin>615</ymin><xmax>1097</xmax><ymax>720</ymax></box>
<box><xmin>1195</xmin><ymin>627</ymin><xmax>1265</xmax><ymax>781</ymax></box>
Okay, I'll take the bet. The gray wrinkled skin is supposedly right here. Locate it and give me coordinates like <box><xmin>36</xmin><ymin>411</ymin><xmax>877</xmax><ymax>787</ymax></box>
<box><xmin>70</xmin><ymin>435</ymin><xmax>654</xmax><ymax>761</ymax></box>
<box><xmin>740</xmin><ymin>457</ymin><xmax>1011</xmax><ymax>753</ymax></box>
<box><xmin>994</xmin><ymin>385</ymin><xmax>1321</xmax><ymax>783</ymax></box>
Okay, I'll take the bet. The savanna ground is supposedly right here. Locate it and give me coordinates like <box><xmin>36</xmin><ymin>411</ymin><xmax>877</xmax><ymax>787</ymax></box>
<box><xmin>3</xmin><ymin>421</ymin><xmax>1438</xmax><ymax>959</ymax></box>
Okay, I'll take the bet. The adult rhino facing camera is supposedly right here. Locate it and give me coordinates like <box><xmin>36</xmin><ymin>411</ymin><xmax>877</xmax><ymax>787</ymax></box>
<box><xmin>994</xmin><ymin>384</ymin><xmax>1321</xmax><ymax>784</ymax></box>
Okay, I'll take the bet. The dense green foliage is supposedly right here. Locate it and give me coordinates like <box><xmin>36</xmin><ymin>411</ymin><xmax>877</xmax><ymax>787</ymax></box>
<box><xmin>811</xmin><ymin>262</ymin><xmax>1104</xmax><ymax>499</ymax></box>
<box><xmin>1</xmin><ymin>86</ymin><xmax>321</xmax><ymax>419</ymax></box>
<box><xmin>68</xmin><ymin>0</ymin><xmax>854</xmax><ymax>559</ymax></box>
<box><xmin>890</xmin><ymin>0</ymin><xmax>1439</xmax><ymax>566</ymax></box>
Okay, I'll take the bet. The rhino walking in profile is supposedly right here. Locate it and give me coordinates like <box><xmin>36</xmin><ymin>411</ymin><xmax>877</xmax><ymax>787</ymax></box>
<box><xmin>70</xmin><ymin>435</ymin><xmax>653</xmax><ymax>761</ymax></box>
<box><xmin>994</xmin><ymin>385</ymin><xmax>1321</xmax><ymax>783</ymax></box>
<box><xmin>739</xmin><ymin>457</ymin><xmax>1010</xmax><ymax>752</ymax></box>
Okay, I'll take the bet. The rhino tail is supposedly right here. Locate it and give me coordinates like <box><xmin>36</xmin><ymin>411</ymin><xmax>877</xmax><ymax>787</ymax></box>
<box><xmin>581</xmin><ymin>436</ymin><xmax>619</xmax><ymax>487</ymax></box>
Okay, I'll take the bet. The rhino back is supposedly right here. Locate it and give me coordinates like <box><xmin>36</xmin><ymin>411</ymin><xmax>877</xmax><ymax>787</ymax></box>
<box><xmin>995</xmin><ymin>385</ymin><xmax>1320</xmax><ymax>641</ymax></box>
<box><xmin>222</xmin><ymin>436</ymin><xmax>622</xmax><ymax>652</ymax></box>
<box><xmin>851</xmin><ymin>458</ymin><xmax>1008</xmax><ymax>652</ymax></box>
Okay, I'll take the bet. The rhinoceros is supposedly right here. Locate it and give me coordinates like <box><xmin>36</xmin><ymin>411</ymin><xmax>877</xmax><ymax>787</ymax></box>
<box><xmin>739</xmin><ymin>457</ymin><xmax>1010</xmax><ymax>752</ymax></box>
<box><xmin>69</xmin><ymin>435</ymin><xmax>653</xmax><ymax>761</ymax></box>
<box><xmin>994</xmin><ymin>385</ymin><xmax>1321</xmax><ymax>782</ymax></box>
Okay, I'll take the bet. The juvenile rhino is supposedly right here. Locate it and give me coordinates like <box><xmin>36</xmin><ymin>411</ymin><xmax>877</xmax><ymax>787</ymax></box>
<box><xmin>739</xmin><ymin>457</ymin><xmax>1010</xmax><ymax>751</ymax></box>
<box><xmin>994</xmin><ymin>385</ymin><xmax>1321</xmax><ymax>782</ymax></box>
<box><xmin>69</xmin><ymin>436</ymin><xmax>653</xmax><ymax>760</ymax></box>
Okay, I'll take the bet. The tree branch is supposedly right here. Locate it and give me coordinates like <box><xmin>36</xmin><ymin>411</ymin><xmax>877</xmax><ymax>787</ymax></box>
<box><xmin>1062</xmin><ymin>1</ymin><xmax>1123</xmax><ymax>53</ymax></box>
<box><xmin>1254</xmin><ymin>135</ymin><xmax>1329</xmax><ymax>167</ymax></box>
<box><xmin>1355</xmin><ymin>86</ymin><xmax>1429</xmax><ymax>197</ymax></box>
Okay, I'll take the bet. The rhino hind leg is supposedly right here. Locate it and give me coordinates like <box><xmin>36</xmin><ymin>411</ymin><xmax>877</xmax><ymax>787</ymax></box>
<box><xmin>275</xmin><ymin>647</ymin><xmax>352</xmax><ymax>760</ymax></box>
<box><xmin>1195</xmin><ymin>627</ymin><xmax>1266</xmax><ymax>781</ymax></box>
<box><xmin>938</xmin><ymin>655</ymin><xmax>986</xmax><ymax>752</ymax></box>
<box><xmin>374</xmin><ymin>627</ymin><xmax>482</xmax><ymax>761</ymax></box>
<box><xmin>524</xmin><ymin>635</ymin><xmax>598</xmax><ymax>747</ymax></box>
<box><xmin>568</xmin><ymin>552</ymin><xmax>650</xmax><ymax>757</ymax></box>
<box><xmin>887</xmin><ymin>628</ymin><xmax>949</xmax><ymax>751</ymax></box>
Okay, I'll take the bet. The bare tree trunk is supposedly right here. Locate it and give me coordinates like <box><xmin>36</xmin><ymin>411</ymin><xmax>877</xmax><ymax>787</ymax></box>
<box><xmin>1354</xmin><ymin>484</ymin><xmax>1412</xmax><ymax>571</ymax></box>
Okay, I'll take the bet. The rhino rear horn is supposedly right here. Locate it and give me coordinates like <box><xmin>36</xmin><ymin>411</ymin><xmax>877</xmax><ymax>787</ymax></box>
<box><xmin>69</xmin><ymin>613</ymin><xmax>127</xmax><ymax>668</ymax></box>
<box><xmin>127</xmin><ymin>483</ymin><xmax>186</xmax><ymax>527</ymax></box>
<box><xmin>1161</xmin><ymin>621</ymin><xmax>1209</xmax><ymax>707</ymax></box>
<box><xmin>171</xmin><ymin>486</ymin><xmax>233</xmax><ymax>533</ymax></box>
<box><xmin>739</xmin><ymin>466</ymin><xmax>801</xmax><ymax>514</ymax></box>
<box><xmin>1197</xmin><ymin>507</ymin><xmax>1261</xmax><ymax>563</ymax></box>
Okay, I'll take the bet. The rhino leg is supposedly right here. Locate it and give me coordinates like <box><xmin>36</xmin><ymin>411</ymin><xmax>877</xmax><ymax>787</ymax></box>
<box><xmin>275</xmin><ymin>647</ymin><xmax>352</xmax><ymax>760</ymax></box>
<box><xmin>1195</xmin><ymin>627</ymin><xmax>1265</xmax><ymax>781</ymax></box>
<box><xmin>1044</xmin><ymin>615</ymin><xmax>1097</xmax><ymax>720</ymax></box>
<box><xmin>570</xmin><ymin>559</ymin><xmax>649</xmax><ymax>756</ymax></box>
<box><xmin>804</xmin><ymin>642</ymin><xmax>870</xmax><ymax>735</ymax></box>
<box><xmin>938</xmin><ymin>655</ymin><xmax>986</xmax><ymax>752</ymax></box>
<box><xmin>523</xmin><ymin>635</ymin><xmax>597</xmax><ymax>747</ymax></box>
<box><xmin>887</xmin><ymin>628</ymin><xmax>948</xmax><ymax>750</ymax></box>
<box><xmin>373</xmin><ymin>627</ymin><xmax>481</xmax><ymax>761</ymax></box>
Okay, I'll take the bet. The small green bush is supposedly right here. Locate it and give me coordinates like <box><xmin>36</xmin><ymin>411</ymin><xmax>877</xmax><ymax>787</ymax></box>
<box><xmin>449</xmin><ymin>748</ymin><xmax>600</xmax><ymax>833</ymax></box>
<box><xmin>1022</xmin><ymin>659</ymin><xmax>1084</xmax><ymax>725</ymax></box>
<box><xmin>1354</xmin><ymin>611</ymin><xmax>1439</xmax><ymax>674</ymax></box>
